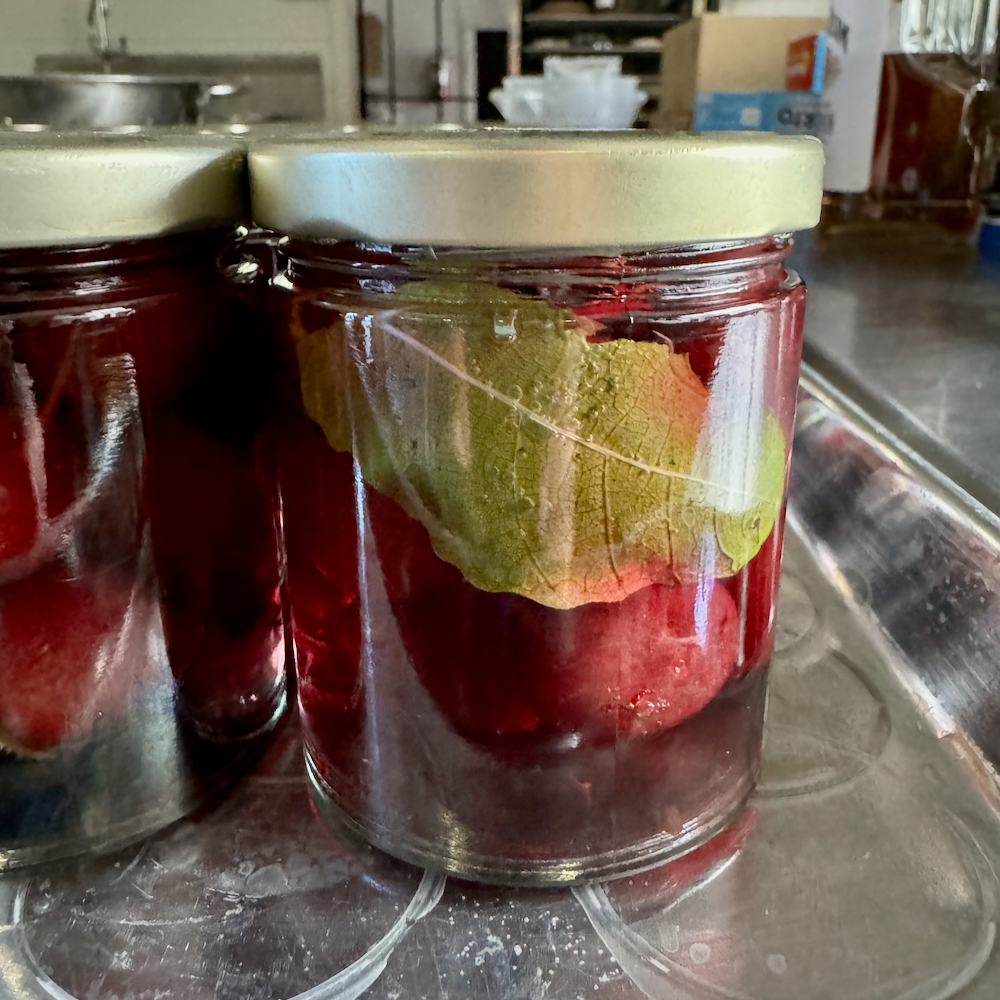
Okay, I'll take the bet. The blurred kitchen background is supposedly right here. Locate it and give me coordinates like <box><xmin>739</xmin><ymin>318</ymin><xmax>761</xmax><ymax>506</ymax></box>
<box><xmin>4</xmin><ymin>0</ymin><xmax>1000</xmax><ymax>234</ymax></box>
<box><xmin>0</xmin><ymin>0</ymin><xmax>840</xmax><ymax>130</ymax></box>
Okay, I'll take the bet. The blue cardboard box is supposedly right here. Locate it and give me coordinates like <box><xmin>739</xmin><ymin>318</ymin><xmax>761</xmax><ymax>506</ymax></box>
<box><xmin>693</xmin><ymin>91</ymin><xmax>832</xmax><ymax>140</ymax></box>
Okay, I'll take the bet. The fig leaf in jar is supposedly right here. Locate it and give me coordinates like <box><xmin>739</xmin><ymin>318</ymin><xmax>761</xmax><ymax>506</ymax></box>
<box><xmin>294</xmin><ymin>282</ymin><xmax>786</xmax><ymax>610</ymax></box>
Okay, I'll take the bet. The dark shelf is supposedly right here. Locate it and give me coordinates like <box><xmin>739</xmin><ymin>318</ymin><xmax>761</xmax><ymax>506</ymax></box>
<box><xmin>523</xmin><ymin>12</ymin><xmax>684</xmax><ymax>32</ymax></box>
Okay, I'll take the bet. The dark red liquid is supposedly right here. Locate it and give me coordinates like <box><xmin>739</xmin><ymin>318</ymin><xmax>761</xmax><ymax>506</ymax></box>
<box><xmin>0</xmin><ymin>234</ymin><xmax>284</xmax><ymax>749</ymax></box>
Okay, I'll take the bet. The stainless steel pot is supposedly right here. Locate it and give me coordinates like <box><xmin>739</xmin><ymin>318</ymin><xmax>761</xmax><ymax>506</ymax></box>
<box><xmin>0</xmin><ymin>74</ymin><xmax>238</xmax><ymax>128</ymax></box>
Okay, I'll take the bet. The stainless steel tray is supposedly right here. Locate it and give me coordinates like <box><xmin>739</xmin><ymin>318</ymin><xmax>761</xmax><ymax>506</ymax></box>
<box><xmin>3</xmin><ymin>359</ymin><xmax>1000</xmax><ymax>1000</ymax></box>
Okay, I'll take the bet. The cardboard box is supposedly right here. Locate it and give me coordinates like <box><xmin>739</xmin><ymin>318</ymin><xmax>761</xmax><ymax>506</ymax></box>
<box><xmin>694</xmin><ymin>90</ymin><xmax>832</xmax><ymax>140</ymax></box>
<box><xmin>656</xmin><ymin>14</ymin><xmax>827</xmax><ymax>130</ymax></box>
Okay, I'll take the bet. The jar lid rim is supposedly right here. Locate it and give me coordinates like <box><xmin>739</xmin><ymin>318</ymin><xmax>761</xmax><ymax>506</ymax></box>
<box><xmin>0</xmin><ymin>131</ymin><xmax>248</xmax><ymax>249</ymax></box>
<box><xmin>249</xmin><ymin>129</ymin><xmax>825</xmax><ymax>249</ymax></box>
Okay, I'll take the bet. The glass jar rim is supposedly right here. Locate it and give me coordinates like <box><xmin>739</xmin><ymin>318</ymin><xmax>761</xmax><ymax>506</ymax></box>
<box><xmin>0</xmin><ymin>229</ymin><xmax>238</xmax><ymax>310</ymax></box>
<box><xmin>278</xmin><ymin>235</ymin><xmax>798</xmax><ymax>321</ymax></box>
<box><xmin>280</xmin><ymin>234</ymin><xmax>793</xmax><ymax>282</ymax></box>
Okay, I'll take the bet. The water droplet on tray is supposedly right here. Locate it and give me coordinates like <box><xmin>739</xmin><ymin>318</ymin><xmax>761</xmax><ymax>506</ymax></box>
<box><xmin>689</xmin><ymin>943</ymin><xmax>711</xmax><ymax>964</ymax></box>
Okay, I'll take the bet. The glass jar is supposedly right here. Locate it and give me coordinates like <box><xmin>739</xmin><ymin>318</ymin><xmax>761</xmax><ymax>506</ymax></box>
<box><xmin>0</xmin><ymin>133</ymin><xmax>286</xmax><ymax>869</ymax></box>
<box><xmin>252</xmin><ymin>131</ymin><xmax>824</xmax><ymax>885</ymax></box>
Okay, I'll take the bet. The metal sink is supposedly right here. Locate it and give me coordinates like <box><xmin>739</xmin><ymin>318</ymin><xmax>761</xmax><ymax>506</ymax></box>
<box><xmin>0</xmin><ymin>73</ymin><xmax>236</xmax><ymax>128</ymax></box>
<box><xmin>33</xmin><ymin>55</ymin><xmax>326</xmax><ymax>125</ymax></box>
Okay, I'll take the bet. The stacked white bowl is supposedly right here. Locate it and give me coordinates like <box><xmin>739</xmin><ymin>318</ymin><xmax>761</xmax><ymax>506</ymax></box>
<box><xmin>489</xmin><ymin>56</ymin><xmax>647</xmax><ymax>130</ymax></box>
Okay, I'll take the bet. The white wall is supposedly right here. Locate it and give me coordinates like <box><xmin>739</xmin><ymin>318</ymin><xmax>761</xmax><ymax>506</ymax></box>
<box><xmin>0</xmin><ymin>0</ymin><xmax>359</xmax><ymax>122</ymax></box>
<box><xmin>0</xmin><ymin>1</ymin><xmax>87</xmax><ymax>74</ymax></box>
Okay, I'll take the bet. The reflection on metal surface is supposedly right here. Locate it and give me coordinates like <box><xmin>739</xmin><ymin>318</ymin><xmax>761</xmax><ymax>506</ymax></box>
<box><xmin>288</xmin><ymin>870</ymin><xmax>445</xmax><ymax>1000</ymax></box>
<box><xmin>573</xmin><ymin>358</ymin><xmax>1000</xmax><ymax>999</ymax></box>
<box><xmin>34</xmin><ymin>55</ymin><xmax>325</xmax><ymax>125</ymax></box>
<box><xmin>576</xmin><ymin>806</ymin><xmax>998</xmax><ymax>1000</ymax></box>
<box><xmin>0</xmin><ymin>75</ymin><xmax>224</xmax><ymax>129</ymax></box>
<box><xmin>759</xmin><ymin>650</ymin><xmax>891</xmax><ymax>798</ymax></box>
<box><xmin>794</xmin><ymin>228</ymin><xmax>1000</xmax><ymax>532</ymax></box>
<box><xmin>0</xmin><ymin>871</ymin><xmax>445</xmax><ymax>1000</ymax></box>
<box><xmin>0</xmin><ymin>883</ymin><xmax>81</xmax><ymax>1000</ymax></box>
<box><xmin>0</xmin><ymin>883</ymin><xmax>71</xmax><ymax>1000</ymax></box>
<box><xmin>792</xmin><ymin>368</ymin><xmax>1000</xmax><ymax>787</ymax></box>
<box><xmin>770</xmin><ymin>569</ymin><xmax>837</xmax><ymax>679</ymax></box>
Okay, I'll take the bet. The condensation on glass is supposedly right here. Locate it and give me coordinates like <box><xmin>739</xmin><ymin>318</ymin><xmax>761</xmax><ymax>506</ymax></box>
<box><xmin>252</xmin><ymin>131</ymin><xmax>824</xmax><ymax>885</ymax></box>
<box><xmin>0</xmin><ymin>133</ymin><xmax>286</xmax><ymax>870</ymax></box>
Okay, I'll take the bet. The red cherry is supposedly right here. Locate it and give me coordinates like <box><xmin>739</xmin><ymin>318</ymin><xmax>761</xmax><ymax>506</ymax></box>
<box><xmin>0</xmin><ymin>407</ymin><xmax>38</xmax><ymax>565</ymax></box>
<box><xmin>290</xmin><ymin>554</ymin><xmax>362</xmax><ymax>683</ymax></box>
<box><xmin>365</xmin><ymin>483</ymin><xmax>464</xmax><ymax>601</ymax></box>
<box><xmin>294</xmin><ymin>578</ymin><xmax>363</xmax><ymax>748</ymax></box>
<box><xmin>546</xmin><ymin>581</ymin><xmax>740</xmax><ymax>740</ymax></box>
<box><xmin>293</xmin><ymin>459</ymin><xmax>741</xmax><ymax>748</ymax></box>
<box><xmin>0</xmin><ymin>565</ymin><xmax>133</xmax><ymax>753</ymax></box>
<box><xmin>281</xmin><ymin>431</ymin><xmax>365</xmax><ymax>743</ymax></box>
<box><xmin>371</xmin><ymin>497</ymin><xmax>739</xmax><ymax>745</ymax></box>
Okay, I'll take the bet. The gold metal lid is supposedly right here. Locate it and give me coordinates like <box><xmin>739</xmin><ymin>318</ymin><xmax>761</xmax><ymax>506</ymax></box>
<box><xmin>0</xmin><ymin>131</ymin><xmax>247</xmax><ymax>249</ymax></box>
<box><xmin>248</xmin><ymin>129</ymin><xmax>825</xmax><ymax>249</ymax></box>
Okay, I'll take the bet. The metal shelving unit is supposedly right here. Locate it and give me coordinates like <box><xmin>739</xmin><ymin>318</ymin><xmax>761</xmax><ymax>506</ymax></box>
<box><xmin>516</xmin><ymin>2</ymin><xmax>694</xmax><ymax>125</ymax></box>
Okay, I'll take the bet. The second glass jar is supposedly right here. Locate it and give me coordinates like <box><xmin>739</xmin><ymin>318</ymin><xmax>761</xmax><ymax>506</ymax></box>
<box><xmin>0</xmin><ymin>133</ymin><xmax>286</xmax><ymax>869</ymax></box>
